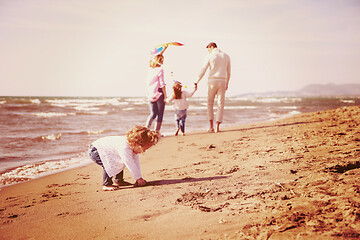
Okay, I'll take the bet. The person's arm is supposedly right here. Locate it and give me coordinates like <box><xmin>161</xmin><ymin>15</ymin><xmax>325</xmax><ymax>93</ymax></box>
<box><xmin>226</xmin><ymin>57</ymin><xmax>231</xmax><ymax>90</ymax></box>
<box><xmin>185</xmin><ymin>84</ymin><xmax>197</xmax><ymax>98</ymax></box>
<box><xmin>161</xmin><ymin>86</ymin><xmax>167</xmax><ymax>101</ymax></box>
<box><xmin>193</xmin><ymin>83</ymin><xmax>198</xmax><ymax>95</ymax></box>
<box><xmin>196</xmin><ymin>56</ymin><xmax>210</xmax><ymax>85</ymax></box>
<box><xmin>166</xmin><ymin>95</ymin><xmax>174</xmax><ymax>103</ymax></box>
<box><xmin>158</xmin><ymin>68</ymin><xmax>167</xmax><ymax>101</ymax></box>
<box><xmin>118</xmin><ymin>147</ymin><xmax>142</xmax><ymax>181</ymax></box>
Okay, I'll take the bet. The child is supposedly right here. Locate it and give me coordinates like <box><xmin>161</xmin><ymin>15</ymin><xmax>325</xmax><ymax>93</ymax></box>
<box><xmin>167</xmin><ymin>81</ymin><xmax>197</xmax><ymax>136</ymax></box>
<box><xmin>88</xmin><ymin>125</ymin><xmax>160</xmax><ymax>191</ymax></box>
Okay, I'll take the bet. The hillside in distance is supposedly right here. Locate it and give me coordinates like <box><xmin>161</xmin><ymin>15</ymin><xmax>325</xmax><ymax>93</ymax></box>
<box><xmin>239</xmin><ymin>83</ymin><xmax>360</xmax><ymax>97</ymax></box>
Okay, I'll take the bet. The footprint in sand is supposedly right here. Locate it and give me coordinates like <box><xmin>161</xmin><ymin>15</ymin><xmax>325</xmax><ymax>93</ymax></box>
<box><xmin>325</xmin><ymin>161</ymin><xmax>360</xmax><ymax>173</ymax></box>
<box><xmin>47</xmin><ymin>183</ymin><xmax>71</xmax><ymax>188</ymax></box>
<box><xmin>75</xmin><ymin>174</ymin><xmax>91</xmax><ymax>181</ymax></box>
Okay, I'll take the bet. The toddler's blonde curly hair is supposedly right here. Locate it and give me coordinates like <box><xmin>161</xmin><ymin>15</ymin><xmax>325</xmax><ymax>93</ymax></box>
<box><xmin>126</xmin><ymin>125</ymin><xmax>160</xmax><ymax>149</ymax></box>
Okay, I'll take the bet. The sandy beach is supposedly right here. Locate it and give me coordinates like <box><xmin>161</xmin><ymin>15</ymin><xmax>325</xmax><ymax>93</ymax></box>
<box><xmin>1</xmin><ymin>106</ymin><xmax>359</xmax><ymax>239</ymax></box>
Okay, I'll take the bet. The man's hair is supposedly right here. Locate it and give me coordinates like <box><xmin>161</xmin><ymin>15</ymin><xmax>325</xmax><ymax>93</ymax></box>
<box><xmin>206</xmin><ymin>42</ymin><xmax>217</xmax><ymax>49</ymax></box>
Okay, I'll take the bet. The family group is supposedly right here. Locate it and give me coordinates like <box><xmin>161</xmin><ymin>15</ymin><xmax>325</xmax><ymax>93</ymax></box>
<box><xmin>89</xmin><ymin>42</ymin><xmax>231</xmax><ymax>191</ymax></box>
<box><xmin>146</xmin><ymin>42</ymin><xmax>231</xmax><ymax>135</ymax></box>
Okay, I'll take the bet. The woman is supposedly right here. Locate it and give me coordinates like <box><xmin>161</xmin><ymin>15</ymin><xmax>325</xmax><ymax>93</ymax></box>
<box><xmin>145</xmin><ymin>54</ymin><xmax>167</xmax><ymax>133</ymax></box>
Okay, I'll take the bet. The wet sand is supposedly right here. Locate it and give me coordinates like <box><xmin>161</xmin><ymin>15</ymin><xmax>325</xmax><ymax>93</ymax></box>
<box><xmin>1</xmin><ymin>106</ymin><xmax>359</xmax><ymax>239</ymax></box>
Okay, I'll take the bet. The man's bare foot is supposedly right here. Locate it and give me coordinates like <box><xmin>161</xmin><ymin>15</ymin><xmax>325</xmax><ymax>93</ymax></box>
<box><xmin>134</xmin><ymin>179</ymin><xmax>148</xmax><ymax>187</ymax></box>
<box><xmin>215</xmin><ymin>122</ymin><xmax>221</xmax><ymax>133</ymax></box>
<box><xmin>208</xmin><ymin>128</ymin><xmax>215</xmax><ymax>133</ymax></box>
<box><xmin>113</xmin><ymin>181</ymin><xmax>132</xmax><ymax>187</ymax></box>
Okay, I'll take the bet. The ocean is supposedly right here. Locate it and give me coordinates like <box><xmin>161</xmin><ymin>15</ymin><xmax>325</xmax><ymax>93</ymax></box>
<box><xmin>1</xmin><ymin>96</ymin><xmax>359</xmax><ymax>186</ymax></box>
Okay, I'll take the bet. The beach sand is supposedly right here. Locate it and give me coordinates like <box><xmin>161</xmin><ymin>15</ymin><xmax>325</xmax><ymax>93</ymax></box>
<box><xmin>1</xmin><ymin>106</ymin><xmax>359</xmax><ymax>239</ymax></box>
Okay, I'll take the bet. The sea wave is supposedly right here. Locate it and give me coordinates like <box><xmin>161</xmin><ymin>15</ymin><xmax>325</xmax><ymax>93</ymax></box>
<box><xmin>85</xmin><ymin>130</ymin><xmax>105</xmax><ymax>135</ymax></box>
<box><xmin>250</xmin><ymin>97</ymin><xmax>302</xmax><ymax>103</ymax></box>
<box><xmin>0</xmin><ymin>155</ymin><xmax>91</xmax><ymax>186</ymax></box>
<box><xmin>187</xmin><ymin>105</ymin><xmax>259</xmax><ymax>110</ymax></box>
<box><xmin>77</xmin><ymin>111</ymin><xmax>109</xmax><ymax>115</ymax></box>
<box><xmin>189</xmin><ymin>97</ymin><xmax>207</xmax><ymax>102</ymax></box>
<box><xmin>31</xmin><ymin>112</ymin><xmax>74</xmax><ymax>118</ymax></box>
<box><xmin>74</xmin><ymin>106</ymin><xmax>100</xmax><ymax>111</ymax></box>
<box><xmin>46</xmin><ymin>98</ymin><xmax>127</xmax><ymax>108</ymax></box>
<box><xmin>268</xmin><ymin>110</ymin><xmax>301</xmax><ymax>121</ymax></box>
<box><xmin>289</xmin><ymin>110</ymin><xmax>301</xmax><ymax>115</ymax></box>
<box><xmin>123</xmin><ymin>98</ymin><xmax>148</xmax><ymax>105</ymax></box>
<box><xmin>278</xmin><ymin>106</ymin><xmax>298</xmax><ymax>109</ymax></box>
<box><xmin>33</xmin><ymin>130</ymin><xmax>105</xmax><ymax>141</ymax></box>
<box><xmin>123</xmin><ymin>107</ymin><xmax>135</xmax><ymax>111</ymax></box>
<box><xmin>225</xmin><ymin>106</ymin><xmax>258</xmax><ymax>110</ymax></box>
<box><xmin>181</xmin><ymin>105</ymin><xmax>207</xmax><ymax>111</ymax></box>
<box><xmin>30</xmin><ymin>99</ymin><xmax>41</xmax><ymax>104</ymax></box>
<box><xmin>0</xmin><ymin>97</ymin><xmax>43</xmax><ymax>106</ymax></box>
<box><xmin>38</xmin><ymin>133</ymin><xmax>62</xmax><ymax>141</ymax></box>
<box><xmin>30</xmin><ymin>111</ymin><xmax>109</xmax><ymax>117</ymax></box>
<box><xmin>340</xmin><ymin>99</ymin><xmax>355</xmax><ymax>104</ymax></box>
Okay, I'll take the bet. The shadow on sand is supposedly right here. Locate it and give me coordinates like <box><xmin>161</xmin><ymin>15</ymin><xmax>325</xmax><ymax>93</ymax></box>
<box><xmin>186</xmin><ymin>120</ymin><xmax>323</xmax><ymax>136</ymax></box>
<box><xmin>118</xmin><ymin>176</ymin><xmax>228</xmax><ymax>189</ymax></box>
<box><xmin>149</xmin><ymin>175</ymin><xmax>227</xmax><ymax>186</ymax></box>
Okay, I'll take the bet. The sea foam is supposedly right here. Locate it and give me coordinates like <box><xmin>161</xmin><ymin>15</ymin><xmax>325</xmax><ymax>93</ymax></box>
<box><xmin>0</xmin><ymin>156</ymin><xmax>91</xmax><ymax>186</ymax></box>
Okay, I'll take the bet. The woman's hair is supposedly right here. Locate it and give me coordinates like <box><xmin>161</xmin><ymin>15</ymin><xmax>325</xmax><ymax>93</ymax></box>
<box><xmin>173</xmin><ymin>81</ymin><xmax>182</xmax><ymax>99</ymax></box>
<box><xmin>206</xmin><ymin>42</ymin><xmax>217</xmax><ymax>49</ymax></box>
<box><xmin>126</xmin><ymin>125</ymin><xmax>160</xmax><ymax>148</ymax></box>
<box><xmin>149</xmin><ymin>54</ymin><xmax>164</xmax><ymax>68</ymax></box>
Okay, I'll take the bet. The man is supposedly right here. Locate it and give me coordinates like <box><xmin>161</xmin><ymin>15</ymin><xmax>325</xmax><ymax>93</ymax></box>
<box><xmin>196</xmin><ymin>42</ymin><xmax>231</xmax><ymax>133</ymax></box>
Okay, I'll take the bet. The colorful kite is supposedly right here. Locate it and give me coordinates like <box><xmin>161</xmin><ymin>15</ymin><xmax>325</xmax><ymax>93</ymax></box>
<box><xmin>151</xmin><ymin>42</ymin><xmax>184</xmax><ymax>55</ymax></box>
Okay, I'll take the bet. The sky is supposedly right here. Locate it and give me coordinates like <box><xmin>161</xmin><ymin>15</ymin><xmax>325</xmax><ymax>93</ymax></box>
<box><xmin>1</xmin><ymin>0</ymin><xmax>359</xmax><ymax>97</ymax></box>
